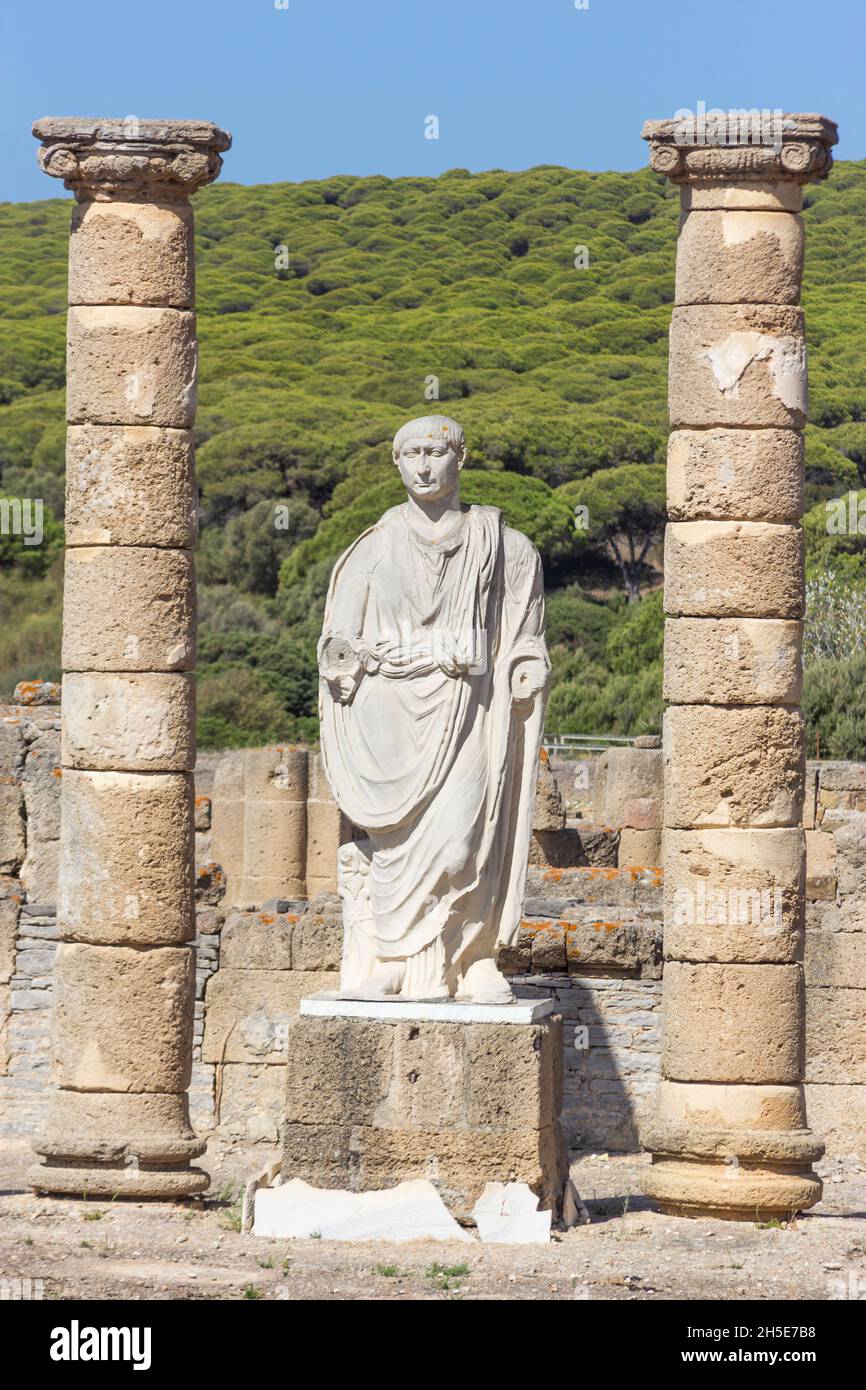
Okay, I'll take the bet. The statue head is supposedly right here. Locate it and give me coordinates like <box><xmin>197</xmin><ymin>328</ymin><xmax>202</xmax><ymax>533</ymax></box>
<box><xmin>392</xmin><ymin>415</ymin><xmax>466</xmax><ymax>506</ymax></box>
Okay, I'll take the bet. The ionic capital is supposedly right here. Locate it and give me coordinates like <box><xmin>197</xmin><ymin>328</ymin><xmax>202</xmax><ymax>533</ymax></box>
<box><xmin>642</xmin><ymin>112</ymin><xmax>837</xmax><ymax>186</ymax></box>
<box><xmin>32</xmin><ymin>117</ymin><xmax>232</xmax><ymax>202</ymax></box>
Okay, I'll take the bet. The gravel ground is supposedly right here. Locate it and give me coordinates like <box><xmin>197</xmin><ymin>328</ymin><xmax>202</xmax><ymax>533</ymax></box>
<box><xmin>2</xmin><ymin>1141</ymin><xmax>865</xmax><ymax>1302</ymax></box>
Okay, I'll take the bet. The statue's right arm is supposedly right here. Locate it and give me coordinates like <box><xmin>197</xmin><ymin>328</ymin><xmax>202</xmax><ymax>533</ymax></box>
<box><xmin>320</xmin><ymin>533</ymin><xmax>376</xmax><ymax>702</ymax></box>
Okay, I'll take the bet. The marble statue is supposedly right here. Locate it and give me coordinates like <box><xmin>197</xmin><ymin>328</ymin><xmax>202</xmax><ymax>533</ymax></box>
<box><xmin>318</xmin><ymin>415</ymin><xmax>549</xmax><ymax>1003</ymax></box>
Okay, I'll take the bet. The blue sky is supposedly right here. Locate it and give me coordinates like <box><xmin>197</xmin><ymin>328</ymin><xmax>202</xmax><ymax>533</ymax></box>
<box><xmin>1</xmin><ymin>0</ymin><xmax>863</xmax><ymax>202</ymax></box>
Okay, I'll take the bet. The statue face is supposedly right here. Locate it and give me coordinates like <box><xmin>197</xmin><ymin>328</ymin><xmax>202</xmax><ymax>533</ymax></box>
<box><xmin>395</xmin><ymin>432</ymin><xmax>462</xmax><ymax>503</ymax></box>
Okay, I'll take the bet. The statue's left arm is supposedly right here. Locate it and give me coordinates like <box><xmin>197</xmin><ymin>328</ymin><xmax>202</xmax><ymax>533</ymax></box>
<box><xmin>502</xmin><ymin>527</ymin><xmax>550</xmax><ymax>706</ymax></box>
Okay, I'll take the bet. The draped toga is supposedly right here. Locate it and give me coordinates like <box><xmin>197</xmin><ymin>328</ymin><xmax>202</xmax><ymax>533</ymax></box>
<box><xmin>318</xmin><ymin>502</ymin><xmax>548</xmax><ymax>977</ymax></box>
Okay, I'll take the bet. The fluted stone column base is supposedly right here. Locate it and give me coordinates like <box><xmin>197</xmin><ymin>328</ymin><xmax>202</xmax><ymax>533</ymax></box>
<box><xmin>29</xmin><ymin>1091</ymin><xmax>207</xmax><ymax>1198</ymax></box>
<box><xmin>643</xmin><ymin>1158</ymin><xmax>822</xmax><ymax>1222</ymax></box>
<box><xmin>643</xmin><ymin>1080</ymin><xmax>823</xmax><ymax>1217</ymax></box>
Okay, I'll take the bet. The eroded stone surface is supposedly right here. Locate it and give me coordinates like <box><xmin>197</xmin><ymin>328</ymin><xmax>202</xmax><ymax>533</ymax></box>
<box><xmin>66</xmin><ymin>306</ymin><xmax>197</xmax><ymax>428</ymax></box>
<box><xmin>664</xmin><ymin>705</ymin><xmax>805</xmax><ymax>829</ymax></box>
<box><xmin>664</xmin><ymin>617</ymin><xmax>802</xmax><ymax>705</ymax></box>
<box><xmin>62</xmin><ymin>672</ymin><xmax>195</xmax><ymax>772</ymax></box>
<box><xmin>51</xmin><ymin>942</ymin><xmax>195</xmax><ymax>1092</ymax></box>
<box><xmin>664</xmin><ymin>521</ymin><xmax>804</xmax><ymax>618</ymax></box>
<box><xmin>58</xmin><ymin>770</ymin><xmax>194</xmax><ymax>945</ymax></box>
<box><xmin>676</xmin><ymin>210</ymin><xmax>803</xmax><ymax>304</ymax></box>
<box><xmin>65</xmin><ymin>425</ymin><xmax>196</xmax><ymax>548</ymax></box>
<box><xmin>62</xmin><ymin>546</ymin><xmax>195</xmax><ymax>672</ymax></box>
<box><xmin>69</xmin><ymin>199</ymin><xmax>194</xmax><ymax>306</ymax></box>
<box><xmin>667</xmin><ymin>428</ymin><xmax>803</xmax><ymax>523</ymax></box>
<box><xmin>664</xmin><ymin>828</ymin><xmax>804</xmax><ymax>963</ymax></box>
<box><xmin>669</xmin><ymin>304</ymin><xmax>807</xmax><ymax>429</ymax></box>
<box><xmin>662</xmin><ymin>962</ymin><xmax>804</xmax><ymax>1084</ymax></box>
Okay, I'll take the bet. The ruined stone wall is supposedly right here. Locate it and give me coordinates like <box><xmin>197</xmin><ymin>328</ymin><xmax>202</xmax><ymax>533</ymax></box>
<box><xmin>2</xmin><ymin>720</ymin><xmax>864</xmax><ymax>1157</ymax></box>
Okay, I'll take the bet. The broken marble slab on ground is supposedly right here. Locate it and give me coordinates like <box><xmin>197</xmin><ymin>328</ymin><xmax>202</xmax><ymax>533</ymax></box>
<box><xmin>251</xmin><ymin>1177</ymin><xmax>587</xmax><ymax>1244</ymax></box>
<box><xmin>253</xmin><ymin>1178</ymin><xmax>474</xmax><ymax>1243</ymax></box>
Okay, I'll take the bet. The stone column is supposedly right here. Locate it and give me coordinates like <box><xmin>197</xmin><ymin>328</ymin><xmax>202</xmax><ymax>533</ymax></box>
<box><xmin>28</xmin><ymin>118</ymin><xmax>230</xmax><ymax>1198</ymax></box>
<box><xmin>640</xmin><ymin>113</ymin><xmax>837</xmax><ymax>1219</ymax></box>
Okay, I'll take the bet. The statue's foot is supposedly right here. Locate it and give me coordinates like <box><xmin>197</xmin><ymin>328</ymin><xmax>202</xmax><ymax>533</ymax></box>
<box><xmin>354</xmin><ymin>961</ymin><xmax>405</xmax><ymax>996</ymax></box>
<box><xmin>458</xmin><ymin>958</ymin><xmax>515</xmax><ymax>1005</ymax></box>
<box><xmin>401</xmin><ymin>982</ymin><xmax>450</xmax><ymax>1001</ymax></box>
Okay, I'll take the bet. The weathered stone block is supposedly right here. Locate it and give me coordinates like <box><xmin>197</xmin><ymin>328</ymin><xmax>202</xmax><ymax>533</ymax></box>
<box><xmin>664</xmin><ymin>618</ymin><xmax>802</xmax><ymax>705</ymax></box>
<box><xmin>592</xmin><ymin>745</ymin><xmax>662</xmax><ymax>830</ymax></box>
<box><xmin>664</xmin><ymin>828</ymin><xmax>804</xmax><ymax>963</ymax></box>
<box><xmin>663</xmin><ymin>962</ymin><xmax>803</xmax><ymax>1084</ymax></box>
<box><xmin>62</xmin><ymin>672</ymin><xmax>195</xmax><ymax>771</ymax></box>
<box><xmin>66</xmin><ymin>305</ymin><xmax>197</xmax><ymax>428</ymax></box>
<box><xmin>664</xmin><ymin>705</ymin><xmax>805</xmax><ymax>829</ymax></box>
<box><xmin>208</xmin><ymin>798</ymin><xmax>244</xmax><ymax>884</ymax></box>
<box><xmin>58</xmin><ymin>770</ymin><xmax>194</xmax><ymax>945</ymax></box>
<box><xmin>215</xmin><ymin>1063</ymin><xmax>286</xmax><ymax>1143</ymax></box>
<box><xmin>464</xmin><ymin>1018</ymin><xmax>562</xmax><ymax>1129</ymax></box>
<box><xmin>820</xmin><ymin>763</ymin><xmax>866</xmax><ymax>792</ymax></box>
<box><xmin>65</xmin><ymin>425</ymin><xmax>196</xmax><ymax>549</ymax></box>
<box><xmin>804</xmin><ymin>1083</ymin><xmax>866</xmax><ymax>1152</ymax></box>
<box><xmin>284</xmin><ymin>1014</ymin><xmax>394</xmax><ymax>1125</ymax></box>
<box><xmin>35</xmin><ymin>1088</ymin><xmax>203</xmax><ymax>1164</ymax></box>
<box><xmin>804</xmin><ymin>932</ymin><xmax>866</xmax><ymax>990</ymax></box>
<box><xmin>69</xmin><ymin>198</ymin><xmax>194</xmax><ymax>307</ymax></box>
<box><xmin>305</xmin><ymin>751</ymin><xmax>350</xmax><ymax>895</ymax></box>
<box><xmin>655</xmin><ymin>1077</ymin><xmax>808</xmax><ymax>1135</ymax></box>
<box><xmin>210</xmin><ymin>745</ymin><xmax>309</xmax><ymax>906</ymax></box>
<box><xmin>219</xmin><ymin>908</ymin><xmax>294</xmax><ymax>970</ymax></box>
<box><xmin>62</xmin><ymin>546</ymin><xmax>195</xmax><ymax>671</ymax></box>
<box><xmin>0</xmin><ymin>784</ymin><xmax>25</xmax><ymax>873</ymax></box>
<box><xmin>527</xmin><ymin>920</ymin><xmax>568</xmax><ymax>971</ymax></box>
<box><xmin>243</xmin><ymin>801</ymin><xmax>306</xmax><ymax>887</ymax></box>
<box><xmin>669</xmin><ymin>304</ymin><xmax>807</xmax><ymax>429</ymax></box>
<box><xmin>805</xmin><ymin>986</ymin><xmax>866</xmax><ymax>1084</ymax></box>
<box><xmin>281</xmin><ymin>1007</ymin><xmax>568</xmax><ymax>1215</ymax></box>
<box><xmin>533</xmin><ymin>751</ymin><xmax>566</xmax><ymax>831</ymax></box>
<box><xmin>805</xmin><ymin>828</ymin><xmax>837</xmax><ymax>901</ymax></box>
<box><xmin>681</xmin><ymin>182</ymin><xmax>804</xmax><ymax>214</ymax></box>
<box><xmin>676</xmin><ymin>209</ymin><xmax>803</xmax><ymax>305</ymax></box>
<box><xmin>667</xmin><ymin>428</ymin><xmax>803</xmax><ymax>523</ymax></box>
<box><xmin>244</xmin><ymin>746</ymin><xmax>309</xmax><ymax>801</ymax></box>
<box><xmin>565</xmin><ymin>919</ymin><xmax>660</xmax><ymax>974</ymax></box>
<box><xmin>290</xmin><ymin>901</ymin><xmax>341</xmax><ymax>971</ymax></box>
<box><xmin>201</xmin><ymin>968</ymin><xmax>333</xmax><ymax>1064</ymax></box>
<box><xmin>0</xmin><ymin>716</ymin><xmax>25</xmax><ymax>777</ymax></box>
<box><xmin>52</xmin><ymin>942</ymin><xmax>195</xmax><ymax>1092</ymax></box>
<box><xmin>664</xmin><ymin>521</ymin><xmax>804</xmax><ymax>619</ymax></box>
<box><xmin>618</xmin><ymin>827</ymin><xmax>662</xmax><ymax>867</ymax></box>
<box><xmin>0</xmin><ymin>897</ymin><xmax>17</xmax><ymax>985</ymax></box>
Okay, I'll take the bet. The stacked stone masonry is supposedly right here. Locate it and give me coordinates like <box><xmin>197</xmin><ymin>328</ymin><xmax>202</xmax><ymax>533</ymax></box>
<box><xmin>639</xmin><ymin>112</ymin><xmax>838</xmax><ymax>1219</ymax></box>
<box><xmin>26</xmin><ymin>118</ymin><xmax>231</xmax><ymax>1198</ymax></box>
<box><xmin>4</xmin><ymin>717</ymin><xmax>864</xmax><ymax>1165</ymax></box>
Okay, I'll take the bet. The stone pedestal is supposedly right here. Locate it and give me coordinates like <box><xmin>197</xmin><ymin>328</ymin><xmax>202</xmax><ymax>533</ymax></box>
<box><xmin>640</xmin><ymin>112</ymin><xmax>837</xmax><ymax>1219</ymax></box>
<box><xmin>283</xmin><ymin>996</ymin><xmax>568</xmax><ymax>1219</ymax></box>
<box><xmin>28</xmin><ymin>118</ymin><xmax>230</xmax><ymax>1199</ymax></box>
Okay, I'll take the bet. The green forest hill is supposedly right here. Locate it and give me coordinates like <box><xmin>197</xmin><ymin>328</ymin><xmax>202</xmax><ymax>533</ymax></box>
<box><xmin>1</xmin><ymin>162</ymin><xmax>865</xmax><ymax>755</ymax></box>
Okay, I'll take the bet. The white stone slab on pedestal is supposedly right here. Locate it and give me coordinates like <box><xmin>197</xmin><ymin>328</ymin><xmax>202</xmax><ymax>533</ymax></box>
<box><xmin>299</xmin><ymin>992</ymin><xmax>555</xmax><ymax>1025</ymax></box>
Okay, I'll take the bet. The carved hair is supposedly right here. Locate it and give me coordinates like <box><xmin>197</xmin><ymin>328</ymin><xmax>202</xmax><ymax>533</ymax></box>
<box><xmin>392</xmin><ymin>414</ymin><xmax>466</xmax><ymax>460</ymax></box>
